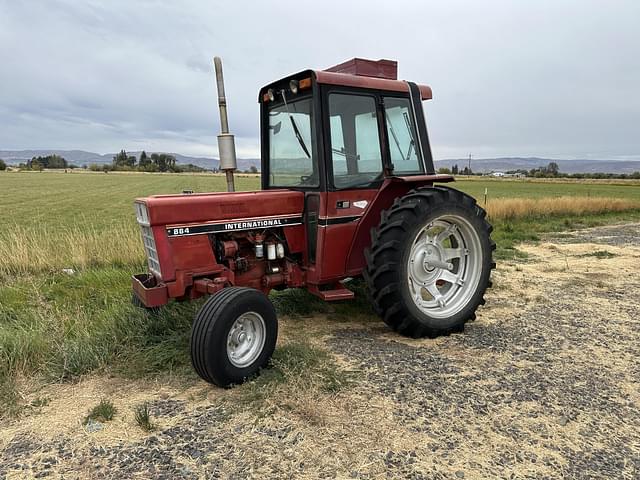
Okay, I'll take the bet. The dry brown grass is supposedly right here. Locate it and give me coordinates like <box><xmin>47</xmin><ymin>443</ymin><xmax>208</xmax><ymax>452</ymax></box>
<box><xmin>485</xmin><ymin>195</ymin><xmax>639</xmax><ymax>221</ymax></box>
<box><xmin>0</xmin><ymin>223</ymin><xmax>143</xmax><ymax>276</ymax></box>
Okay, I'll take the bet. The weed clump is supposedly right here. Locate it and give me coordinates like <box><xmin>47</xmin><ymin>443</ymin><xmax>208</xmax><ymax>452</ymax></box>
<box><xmin>84</xmin><ymin>398</ymin><xmax>116</xmax><ymax>424</ymax></box>
<box><xmin>133</xmin><ymin>402</ymin><xmax>155</xmax><ymax>431</ymax></box>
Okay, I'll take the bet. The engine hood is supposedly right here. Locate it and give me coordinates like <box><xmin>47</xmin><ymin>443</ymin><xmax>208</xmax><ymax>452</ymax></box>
<box><xmin>137</xmin><ymin>189</ymin><xmax>304</xmax><ymax>227</ymax></box>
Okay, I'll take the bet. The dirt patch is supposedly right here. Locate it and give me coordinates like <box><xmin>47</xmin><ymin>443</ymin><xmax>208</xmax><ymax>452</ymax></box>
<box><xmin>2</xmin><ymin>224</ymin><xmax>640</xmax><ymax>479</ymax></box>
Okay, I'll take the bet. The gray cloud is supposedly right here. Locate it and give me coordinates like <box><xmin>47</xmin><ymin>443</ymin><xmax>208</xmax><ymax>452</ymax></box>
<box><xmin>1</xmin><ymin>0</ymin><xmax>639</xmax><ymax>159</ymax></box>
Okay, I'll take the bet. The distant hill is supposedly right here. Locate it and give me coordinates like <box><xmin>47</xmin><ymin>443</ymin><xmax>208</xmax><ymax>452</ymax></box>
<box><xmin>0</xmin><ymin>149</ymin><xmax>260</xmax><ymax>172</ymax></box>
<box><xmin>2</xmin><ymin>150</ymin><xmax>640</xmax><ymax>174</ymax></box>
<box><xmin>436</xmin><ymin>157</ymin><xmax>640</xmax><ymax>174</ymax></box>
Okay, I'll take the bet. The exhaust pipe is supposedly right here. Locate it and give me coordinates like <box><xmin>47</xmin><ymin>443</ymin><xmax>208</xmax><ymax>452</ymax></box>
<box><xmin>213</xmin><ymin>56</ymin><xmax>237</xmax><ymax>192</ymax></box>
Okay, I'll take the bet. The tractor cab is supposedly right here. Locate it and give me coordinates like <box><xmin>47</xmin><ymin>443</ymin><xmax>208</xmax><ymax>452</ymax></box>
<box><xmin>259</xmin><ymin>58</ymin><xmax>439</xmax><ymax>192</ymax></box>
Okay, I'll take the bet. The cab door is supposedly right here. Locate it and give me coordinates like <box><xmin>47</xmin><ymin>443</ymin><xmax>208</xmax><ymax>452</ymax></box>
<box><xmin>315</xmin><ymin>90</ymin><xmax>386</xmax><ymax>282</ymax></box>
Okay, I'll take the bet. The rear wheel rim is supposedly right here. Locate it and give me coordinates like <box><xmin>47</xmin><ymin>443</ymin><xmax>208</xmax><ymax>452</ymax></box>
<box><xmin>226</xmin><ymin>311</ymin><xmax>266</xmax><ymax>368</ymax></box>
<box><xmin>407</xmin><ymin>214</ymin><xmax>482</xmax><ymax>319</ymax></box>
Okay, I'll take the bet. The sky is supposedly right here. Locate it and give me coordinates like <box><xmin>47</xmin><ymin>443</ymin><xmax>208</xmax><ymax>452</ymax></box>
<box><xmin>1</xmin><ymin>0</ymin><xmax>639</xmax><ymax>160</ymax></box>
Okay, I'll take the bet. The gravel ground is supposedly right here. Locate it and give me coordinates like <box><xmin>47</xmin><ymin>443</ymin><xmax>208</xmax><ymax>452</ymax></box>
<box><xmin>1</xmin><ymin>223</ymin><xmax>639</xmax><ymax>479</ymax></box>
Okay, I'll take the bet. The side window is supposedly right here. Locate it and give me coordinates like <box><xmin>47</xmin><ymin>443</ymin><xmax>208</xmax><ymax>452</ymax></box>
<box><xmin>383</xmin><ymin>97</ymin><xmax>423</xmax><ymax>174</ymax></box>
<box><xmin>328</xmin><ymin>94</ymin><xmax>383</xmax><ymax>189</ymax></box>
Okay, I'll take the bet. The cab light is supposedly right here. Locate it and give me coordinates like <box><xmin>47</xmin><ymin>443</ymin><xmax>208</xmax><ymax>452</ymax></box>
<box><xmin>299</xmin><ymin>77</ymin><xmax>312</xmax><ymax>90</ymax></box>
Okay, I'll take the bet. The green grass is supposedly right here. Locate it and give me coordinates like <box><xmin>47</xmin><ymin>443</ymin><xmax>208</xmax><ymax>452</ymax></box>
<box><xmin>454</xmin><ymin>176</ymin><xmax>640</xmax><ymax>202</ymax></box>
<box><xmin>0</xmin><ymin>171</ymin><xmax>259</xmax><ymax>236</ymax></box>
<box><xmin>1</xmin><ymin>170</ymin><xmax>639</xmax><ymax>417</ymax></box>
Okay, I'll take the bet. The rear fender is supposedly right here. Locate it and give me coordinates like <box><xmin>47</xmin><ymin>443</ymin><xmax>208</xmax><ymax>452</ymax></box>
<box><xmin>345</xmin><ymin>174</ymin><xmax>454</xmax><ymax>274</ymax></box>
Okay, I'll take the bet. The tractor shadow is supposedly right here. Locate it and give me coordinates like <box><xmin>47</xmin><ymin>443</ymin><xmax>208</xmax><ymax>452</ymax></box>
<box><xmin>269</xmin><ymin>279</ymin><xmax>377</xmax><ymax>324</ymax></box>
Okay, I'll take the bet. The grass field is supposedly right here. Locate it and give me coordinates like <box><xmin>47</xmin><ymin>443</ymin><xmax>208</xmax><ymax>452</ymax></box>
<box><xmin>1</xmin><ymin>170</ymin><xmax>639</xmax><ymax>417</ymax></box>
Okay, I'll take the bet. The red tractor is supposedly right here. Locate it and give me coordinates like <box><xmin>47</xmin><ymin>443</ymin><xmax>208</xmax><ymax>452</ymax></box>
<box><xmin>132</xmin><ymin>58</ymin><xmax>495</xmax><ymax>387</ymax></box>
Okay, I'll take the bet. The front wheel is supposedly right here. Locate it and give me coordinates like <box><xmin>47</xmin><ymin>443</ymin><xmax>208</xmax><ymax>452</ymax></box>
<box><xmin>190</xmin><ymin>287</ymin><xmax>278</xmax><ymax>387</ymax></box>
<box><xmin>364</xmin><ymin>186</ymin><xmax>495</xmax><ymax>338</ymax></box>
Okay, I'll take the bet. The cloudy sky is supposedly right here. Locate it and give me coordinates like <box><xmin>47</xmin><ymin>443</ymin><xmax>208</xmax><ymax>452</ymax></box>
<box><xmin>1</xmin><ymin>0</ymin><xmax>639</xmax><ymax>160</ymax></box>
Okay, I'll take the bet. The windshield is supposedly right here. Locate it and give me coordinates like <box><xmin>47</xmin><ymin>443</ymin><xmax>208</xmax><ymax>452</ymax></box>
<box><xmin>268</xmin><ymin>96</ymin><xmax>317</xmax><ymax>187</ymax></box>
<box><xmin>383</xmin><ymin>96</ymin><xmax>423</xmax><ymax>174</ymax></box>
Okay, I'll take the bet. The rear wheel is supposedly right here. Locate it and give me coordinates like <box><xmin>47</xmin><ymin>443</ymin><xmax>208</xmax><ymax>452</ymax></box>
<box><xmin>364</xmin><ymin>186</ymin><xmax>495</xmax><ymax>337</ymax></box>
<box><xmin>190</xmin><ymin>287</ymin><xmax>278</xmax><ymax>387</ymax></box>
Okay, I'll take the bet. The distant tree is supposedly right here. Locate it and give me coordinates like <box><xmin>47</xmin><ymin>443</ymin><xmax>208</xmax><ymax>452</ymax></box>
<box><xmin>0</xmin><ymin>159</ymin><xmax>6</xmax><ymax>171</ymax></box>
<box><xmin>150</xmin><ymin>153</ymin><xmax>176</xmax><ymax>172</ymax></box>
<box><xmin>437</xmin><ymin>167</ymin><xmax>451</xmax><ymax>174</ymax></box>
<box><xmin>30</xmin><ymin>160</ymin><xmax>44</xmax><ymax>171</ymax></box>
<box><xmin>249</xmin><ymin>165</ymin><xmax>258</xmax><ymax>174</ymax></box>
<box><xmin>113</xmin><ymin>149</ymin><xmax>136</xmax><ymax>169</ymax></box>
<box><xmin>48</xmin><ymin>155</ymin><xmax>67</xmax><ymax>169</ymax></box>
<box><xmin>166</xmin><ymin>155</ymin><xmax>177</xmax><ymax>172</ymax></box>
<box><xmin>546</xmin><ymin>161</ymin><xmax>560</xmax><ymax>176</ymax></box>
<box><xmin>138</xmin><ymin>150</ymin><xmax>151</xmax><ymax>169</ymax></box>
<box><xmin>451</xmin><ymin>164</ymin><xmax>459</xmax><ymax>175</ymax></box>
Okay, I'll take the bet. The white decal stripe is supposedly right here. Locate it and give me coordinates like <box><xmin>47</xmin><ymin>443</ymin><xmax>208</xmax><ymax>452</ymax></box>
<box><xmin>166</xmin><ymin>215</ymin><xmax>303</xmax><ymax>236</ymax></box>
<box><xmin>166</xmin><ymin>213</ymin><xmax>301</xmax><ymax>229</ymax></box>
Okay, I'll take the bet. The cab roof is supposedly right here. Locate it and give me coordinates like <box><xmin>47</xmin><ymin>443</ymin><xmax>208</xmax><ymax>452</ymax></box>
<box><xmin>258</xmin><ymin>58</ymin><xmax>432</xmax><ymax>101</ymax></box>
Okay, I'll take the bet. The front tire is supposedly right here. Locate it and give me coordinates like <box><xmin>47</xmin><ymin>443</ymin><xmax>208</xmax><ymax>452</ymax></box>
<box><xmin>190</xmin><ymin>287</ymin><xmax>278</xmax><ymax>387</ymax></box>
<box><xmin>364</xmin><ymin>186</ymin><xmax>495</xmax><ymax>338</ymax></box>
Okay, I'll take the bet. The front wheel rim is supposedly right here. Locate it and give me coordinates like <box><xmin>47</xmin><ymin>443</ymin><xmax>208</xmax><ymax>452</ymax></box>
<box><xmin>407</xmin><ymin>214</ymin><xmax>483</xmax><ymax>319</ymax></box>
<box><xmin>226</xmin><ymin>311</ymin><xmax>266</xmax><ymax>368</ymax></box>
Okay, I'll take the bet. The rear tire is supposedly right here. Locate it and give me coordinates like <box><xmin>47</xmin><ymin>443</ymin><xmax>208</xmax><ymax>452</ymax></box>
<box><xmin>190</xmin><ymin>287</ymin><xmax>278</xmax><ymax>387</ymax></box>
<box><xmin>364</xmin><ymin>186</ymin><xmax>495</xmax><ymax>338</ymax></box>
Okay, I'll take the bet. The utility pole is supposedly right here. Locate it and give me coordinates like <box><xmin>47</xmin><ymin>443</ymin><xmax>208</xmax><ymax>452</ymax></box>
<box><xmin>468</xmin><ymin>154</ymin><xmax>472</xmax><ymax>175</ymax></box>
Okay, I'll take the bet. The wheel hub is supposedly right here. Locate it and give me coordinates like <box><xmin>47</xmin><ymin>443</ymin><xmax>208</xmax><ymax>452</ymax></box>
<box><xmin>406</xmin><ymin>216</ymin><xmax>482</xmax><ymax>318</ymax></box>
<box><xmin>226</xmin><ymin>312</ymin><xmax>266</xmax><ymax>368</ymax></box>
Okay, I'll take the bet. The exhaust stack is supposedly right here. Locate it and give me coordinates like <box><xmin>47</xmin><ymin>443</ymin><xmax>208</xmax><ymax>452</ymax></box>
<box><xmin>214</xmin><ymin>56</ymin><xmax>237</xmax><ymax>192</ymax></box>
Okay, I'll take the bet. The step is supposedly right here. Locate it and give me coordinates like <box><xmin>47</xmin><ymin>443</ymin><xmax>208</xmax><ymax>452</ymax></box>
<box><xmin>308</xmin><ymin>285</ymin><xmax>355</xmax><ymax>301</ymax></box>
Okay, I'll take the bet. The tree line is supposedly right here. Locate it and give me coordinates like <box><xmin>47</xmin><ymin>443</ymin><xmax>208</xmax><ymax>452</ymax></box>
<box><xmin>107</xmin><ymin>150</ymin><xmax>183</xmax><ymax>172</ymax></box>
<box><xmin>438</xmin><ymin>161</ymin><xmax>640</xmax><ymax>179</ymax></box>
<box><xmin>16</xmin><ymin>155</ymin><xmax>71</xmax><ymax>170</ymax></box>
<box><xmin>8</xmin><ymin>150</ymin><xmax>207</xmax><ymax>173</ymax></box>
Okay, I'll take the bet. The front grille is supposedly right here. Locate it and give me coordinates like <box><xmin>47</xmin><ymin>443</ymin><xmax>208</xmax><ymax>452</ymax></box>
<box><xmin>134</xmin><ymin>202</ymin><xmax>160</xmax><ymax>277</ymax></box>
<box><xmin>135</xmin><ymin>202</ymin><xmax>150</xmax><ymax>225</ymax></box>
<box><xmin>140</xmin><ymin>225</ymin><xmax>161</xmax><ymax>276</ymax></box>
